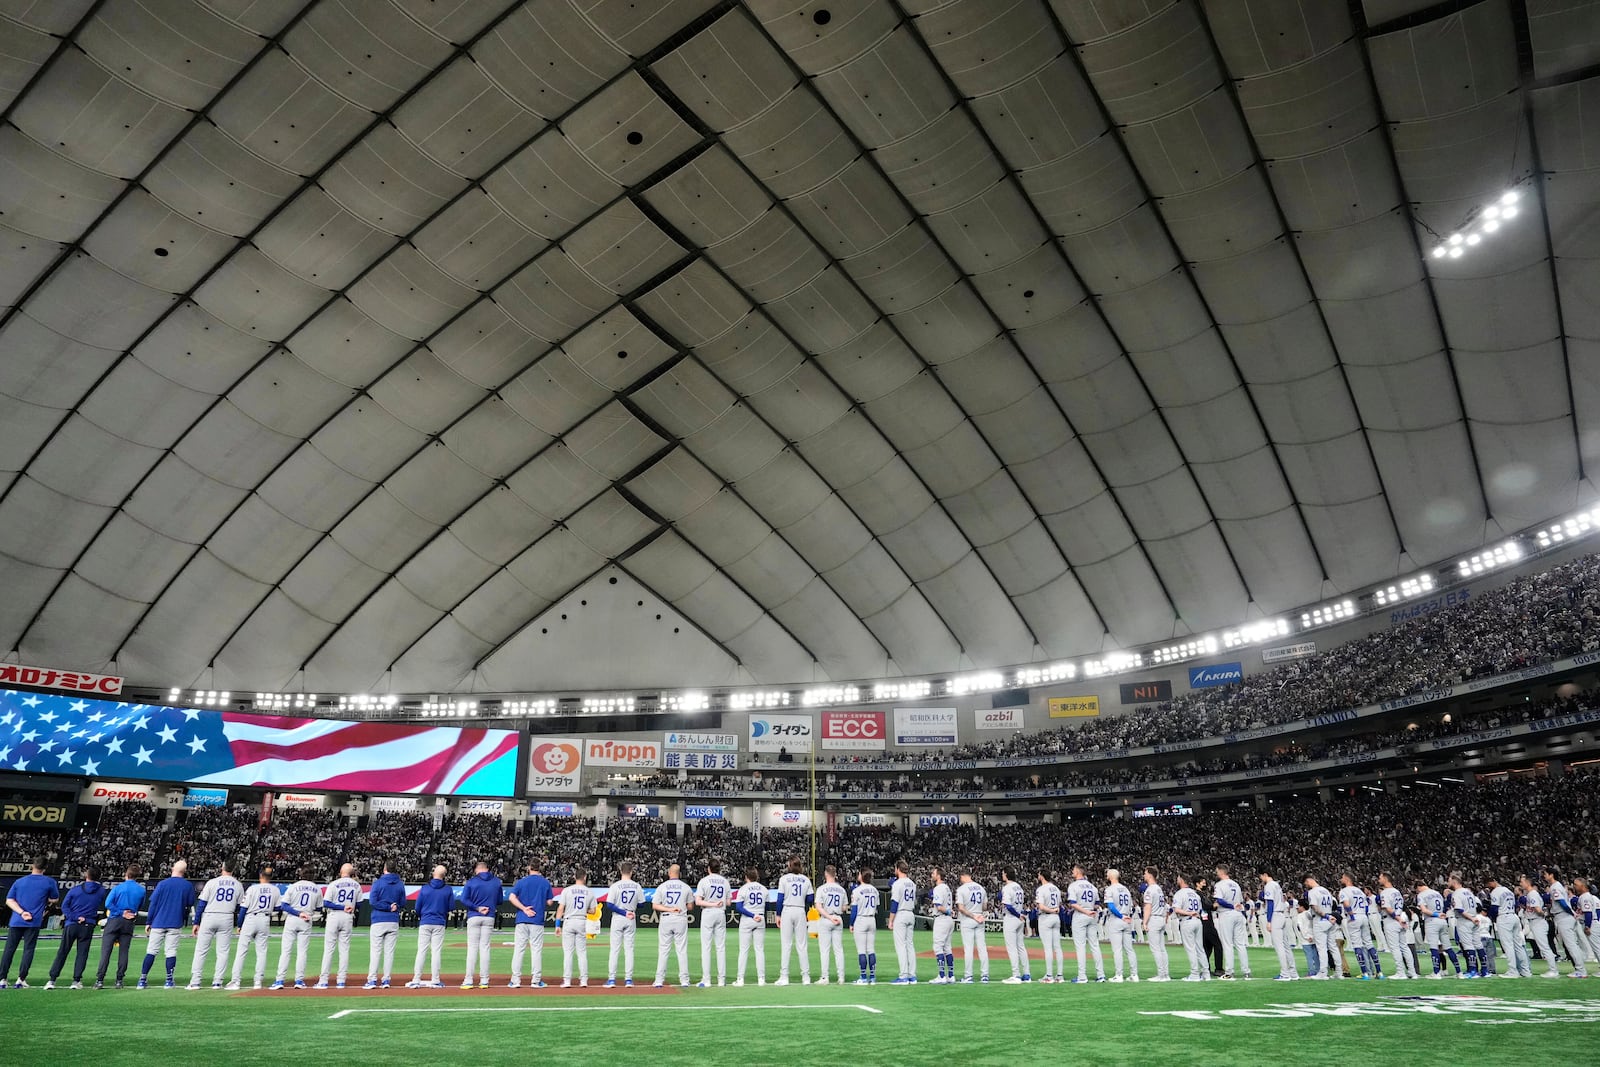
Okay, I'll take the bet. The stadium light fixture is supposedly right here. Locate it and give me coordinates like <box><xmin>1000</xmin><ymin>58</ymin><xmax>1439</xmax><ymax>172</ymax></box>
<box><xmin>1083</xmin><ymin>651</ymin><xmax>1142</xmax><ymax>678</ymax></box>
<box><xmin>660</xmin><ymin>691</ymin><xmax>708</xmax><ymax>712</ymax></box>
<box><xmin>802</xmin><ymin>685</ymin><xmax>860</xmax><ymax>706</ymax></box>
<box><xmin>1372</xmin><ymin>572</ymin><xmax>1434</xmax><ymax>606</ymax></box>
<box><xmin>1150</xmin><ymin>637</ymin><xmax>1218</xmax><ymax>665</ymax></box>
<box><xmin>873</xmin><ymin>680</ymin><xmax>932</xmax><ymax>701</ymax></box>
<box><xmin>1301</xmin><ymin>599</ymin><xmax>1355</xmax><ymax>628</ymax></box>
<box><xmin>1013</xmin><ymin>663</ymin><xmax>1075</xmax><ymax>686</ymax></box>
<box><xmin>1429</xmin><ymin>188</ymin><xmax>1523</xmax><ymax>261</ymax></box>
<box><xmin>1535</xmin><ymin>505</ymin><xmax>1600</xmax><ymax>548</ymax></box>
<box><xmin>951</xmin><ymin>671</ymin><xmax>1005</xmax><ymax>696</ymax></box>
<box><xmin>1221</xmin><ymin>619</ymin><xmax>1290</xmax><ymax>649</ymax></box>
<box><xmin>730</xmin><ymin>689</ymin><xmax>791</xmax><ymax>710</ymax></box>
<box><xmin>1457</xmin><ymin>540</ymin><xmax>1521</xmax><ymax>577</ymax></box>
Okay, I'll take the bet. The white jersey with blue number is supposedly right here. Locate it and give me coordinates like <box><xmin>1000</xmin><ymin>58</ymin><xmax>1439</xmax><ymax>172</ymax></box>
<box><xmin>199</xmin><ymin>875</ymin><xmax>243</xmax><ymax>917</ymax></box>
<box><xmin>607</xmin><ymin>879</ymin><xmax>642</xmax><ymax>919</ymax></box>
<box><xmin>851</xmin><ymin>884</ymin><xmax>879</xmax><ymax>918</ymax></box>
<box><xmin>1103</xmin><ymin>883</ymin><xmax>1134</xmax><ymax>921</ymax></box>
<box><xmin>891</xmin><ymin>876</ymin><xmax>917</xmax><ymax>916</ymax></box>
<box><xmin>283</xmin><ymin>880</ymin><xmax>321</xmax><ymax>919</ymax></box>
<box><xmin>1035</xmin><ymin>882</ymin><xmax>1061</xmax><ymax>913</ymax></box>
<box><xmin>778</xmin><ymin>873</ymin><xmax>813</xmax><ymax>910</ymax></box>
<box><xmin>241</xmin><ymin>882</ymin><xmax>280</xmax><ymax>916</ymax></box>
<box><xmin>324</xmin><ymin>877</ymin><xmax>361</xmax><ymax>912</ymax></box>
<box><xmin>1066</xmin><ymin>878</ymin><xmax>1098</xmax><ymax>916</ymax></box>
<box><xmin>816</xmin><ymin>881</ymin><xmax>847</xmax><ymax>917</ymax></box>
<box><xmin>956</xmin><ymin>882</ymin><xmax>986</xmax><ymax>924</ymax></box>
<box><xmin>931</xmin><ymin>882</ymin><xmax>954</xmax><ymax>916</ymax></box>
<box><xmin>1145</xmin><ymin>882</ymin><xmax>1169</xmax><ymax>918</ymax></box>
<box><xmin>696</xmin><ymin>874</ymin><xmax>731</xmax><ymax>909</ymax></box>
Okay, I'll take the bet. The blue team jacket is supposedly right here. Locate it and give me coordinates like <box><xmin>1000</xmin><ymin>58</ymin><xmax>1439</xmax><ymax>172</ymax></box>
<box><xmin>104</xmin><ymin>879</ymin><xmax>146</xmax><ymax>919</ymax></box>
<box><xmin>416</xmin><ymin>879</ymin><xmax>455</xmax><ymax>925</ymax></box>
<box><xmin>460</xmin><ymin>871</ymin><xmax>502</xmax><ymax>915</ymax></box>
<box><xmin>368</xmin><ymin>873</ymin><xmax>406</xmax><ymax>924</ymax></box>
<box><xmin>511</xmin><ymin>874</ymin><xmax>552</xmax><ymax>923</ymax></box>
<box><xmin>61</xmin><ymin>880</ymin><xmax>107</xmax><ymax>925</ymax></box>
<box><xmin>146</xmin><ymin>877</ymin><xmax>197</xmax><ymax>929</ymax></box>
<box><xmin>5</xmin><ymin>873</ymin><xmax>60</xmax><ymax>928</ymax></box>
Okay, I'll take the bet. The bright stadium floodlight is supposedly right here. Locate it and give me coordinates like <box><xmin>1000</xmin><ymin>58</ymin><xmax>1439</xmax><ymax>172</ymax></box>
<box><xmin>1430</xmin><ymin>187</ymin><xmax>1525</xmax><ymax>260</ymax></box>
<box><xmin>1535</xmin><ymin>505</ymin><xmax>1600</xmax><ymax>548</ymax></box>
<box><xmin>1082</xmin><ymin>651</ymin><xmax>1142</xmax><ymax>678</ymax></box>
<box><xmin>1300</xmin><ymin>599</ymin><xmax>1355</xmax><ymax>628</ymax></box>
<box><xmin>661</xmin><ymin>691</ymin><xmax>708</xmax><ymax>712</ymax></box>
<box><xmin>873</xmin><ymin>680</ymin><xmax>932</xmax><ymax>701</ymax></box>
<box><xmin>1150</xmin><ymin>637</ymin><xmax>1217</xmax><ymax>665</ymax></box>
<box><xmin>1372</xmin><ymin>572</ymin><xmax>1435</xmax><ymax>606</ymax></box>
<box><xmin>801</xmin><ymin>685</ymin><xmax>859</xmax><ymax>707</ymax></box>
<box><xmin>731</xmin><ymin>689</ymin><xmax>791</xmax><ymax>710</ymax></box>
<box><xmin>951</xmin><ymin>671</ymin><xmax>1004</xmax><ymax>696</ymax></box>
<box><xmin>1014</xmin><ymin>662</ymin><xmax>1075</xmax><ymax>686</ymax></box>
<box><xmin>1221</xmin><ymin>619</ymin><xmax>1290</xmax><ymax>649</ymax></box>
<box><xmin>1458</xmin><ymin>540</ymin><xmax>1522</xmax><ymax>577</ymax></box>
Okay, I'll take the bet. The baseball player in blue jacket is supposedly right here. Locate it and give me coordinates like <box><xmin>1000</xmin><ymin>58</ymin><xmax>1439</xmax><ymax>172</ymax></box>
<box><xmin>45</xmin><ymin>868</ymin><xmax>107</xmax><ymax>988</ymax></box>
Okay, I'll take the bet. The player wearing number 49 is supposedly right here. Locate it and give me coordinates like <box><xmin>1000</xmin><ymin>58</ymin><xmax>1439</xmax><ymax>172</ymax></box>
<box><xmin>1065</xmin><ymin>866</ymin><xmax>1105</xmax><ymax>983</ymax></box>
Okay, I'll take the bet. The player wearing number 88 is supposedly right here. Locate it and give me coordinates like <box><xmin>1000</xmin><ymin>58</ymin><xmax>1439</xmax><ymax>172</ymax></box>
<box><xmin>189</xmin><ymin>859</ymin><xmax>243</xmax><ymax>989</ymax></box>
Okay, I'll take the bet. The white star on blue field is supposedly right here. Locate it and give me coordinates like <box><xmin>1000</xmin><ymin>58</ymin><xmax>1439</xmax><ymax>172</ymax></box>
<box><xmin>0</xmin><ymin>690</ymin><xmax>224</xmax><ymax>781</ymax></box>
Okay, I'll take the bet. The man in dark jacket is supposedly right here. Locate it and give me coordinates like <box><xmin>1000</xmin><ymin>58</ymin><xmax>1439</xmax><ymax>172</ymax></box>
<box><xmin>1197</xmin><ymin>878</ymin><xmax>1224</xmax><ymax>976</ymax></box>
<box><xmin>363</xmin><ymin>861</ymin><xmax>407</xmax><ymax>989</ymax></box>
<box><xmin>460</xmin><ymin>861</ymin><xmax>503</xmax><ymax>989</ymax></box>
<box><xmin>45</xmin><ymin>868</ymin><xmax>107</xmax><ymax>989</ymax></box>
<box><xmin>1</xmin><ymin>858</ymin><xmax>60</xmax><ymax>989</ymax></box>
<box><xmin>96</xmin><ymin>864</ymin><xmax>145</xmax><ymax>989</ymax></box>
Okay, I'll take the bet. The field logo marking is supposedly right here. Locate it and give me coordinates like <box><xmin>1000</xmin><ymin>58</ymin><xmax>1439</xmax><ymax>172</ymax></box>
<box><xmin>329</xmin><ymin>1004</ymin><xmax>883</xmax><ymax>1020</ymax></box>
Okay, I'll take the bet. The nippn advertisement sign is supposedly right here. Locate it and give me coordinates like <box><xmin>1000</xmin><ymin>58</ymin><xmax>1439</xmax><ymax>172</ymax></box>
<box><xmin>748</xmin><ymin>713</ymin><xmax>813</xmax><ymax>753</ymax></box>
<box><xmin>584</xmin><ymin>738</ymin><xmax>660</xmax><ymax>768</ymax></box>
<box><xmin>527</xmin><ymin>736</ymin><xmax>584</xmax><ymax>793</ymax></box>
<box><xmin>821</xmin><ymin>710</ymin><xmax>885</xmax><ymax>751</ymax></box>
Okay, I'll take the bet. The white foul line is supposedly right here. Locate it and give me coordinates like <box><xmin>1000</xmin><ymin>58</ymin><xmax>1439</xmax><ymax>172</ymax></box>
<box><xmin>328</xmin><ymin>1003</ymin><xmax>883</xmax><ymax>1020</ymax></box>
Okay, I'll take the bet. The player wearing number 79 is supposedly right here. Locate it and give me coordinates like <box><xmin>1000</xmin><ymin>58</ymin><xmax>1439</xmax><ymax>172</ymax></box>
<box><xmin>695</xmin><ymin>859</ymin><xmax>732</xmax><ymax>987</ymax></box>
<box><xmin>189</xmin><ymin>859</ymin><xmax>243</xmax><ymax>989</ymax></box>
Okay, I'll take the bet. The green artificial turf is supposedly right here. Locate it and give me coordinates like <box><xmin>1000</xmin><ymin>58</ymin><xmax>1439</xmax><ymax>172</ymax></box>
<box><xmin>3</xmin><ymin>928</ymin><xmax>1597</xmax><ymax>1066</ymax></box>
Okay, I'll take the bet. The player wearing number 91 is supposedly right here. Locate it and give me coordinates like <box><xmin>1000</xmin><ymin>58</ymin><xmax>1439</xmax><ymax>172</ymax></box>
<box><xmin>189</xmin><ymin>859</ymin><xmax>243</xmax><ymax>989</ymax></box>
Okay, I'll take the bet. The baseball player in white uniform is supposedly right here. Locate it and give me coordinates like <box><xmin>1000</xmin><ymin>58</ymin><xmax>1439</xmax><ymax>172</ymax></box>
<box><xmin>1340</xmin><ymin>874</ymin><xmax>1382</xmax><ymax>979</ymax></box>
<box><xmin>1212</xmin><ymin>865</ymin><xmax>1248</xmax><ymax>980</ymax></box>
<box><xmin>653</xmin><ymin>864</ymin><xmax>692</xmax><ymax>987</ymax></box>
<box><xmin>604</xmin><ymin>862</ymin><xmax>643</xmax><ymax>987</ymax></box>
<box><xmin>1485</xmin><ymin>876</ymin><xmax>1530</xmax><ymax>978</ymax></box>
<box><xmin>1377</xmin><ymin>872</ymin><xmax>1418</xmax><ymax>978</ymax></box>
<box><xmin>814</xmin><ymin>867</ymin><xmax>847</xmax><ymax>985</ymax></box>
<box><xmin>695</xmin><ymin>860</ymin><xmax>732</xmax><ymax>987</ymax></box>
<box><xmin>1035</xmin><ymin>870</ymin><xmax>1063</xmax><ymax>983</ymax></box>
<box><xmin>1416</xmin><ymin>881</ymin><xmax>1458</xmax><ymax>977</ymax></box>
<box><xmin>272</xmin><ymin>868</ymin><xmax>322</xmax><ymax>990</ymax></box>
<box><xmin>1066</xmin><ymin>866</ymin><xmax>1105</xmax><ymax>983</ymax></box>
<box><xmin>734</xmin><ymin>868</ymin><xmax>768</xmax><ymax>986</ymax></box>
<box><xmin>889</xmin><ymin>862</ymin><xmax>918</xmax><ymax>984</ymax></box>
<box><xmin>228</xmin><ymin>867</ymin><xmax>279</xmax><ymax>990</ymax></box>
<box><xmin>555</xmin><ymin>868</ymin><xmax>592</xmax><ymax>987</ymax></box>
<box><xmin>1173</xmin><ymin>875</ymin><xmax>1207</xmax><ymax>981</ymax></box>
<box><xmin>1543</xmin><ymin>868</ymin><xmax>1589</xmax><ymax>978</ymax></box>
<box><xmin>1143</xmin><ymin>868</ymin><xmax>1171</xmax><ymax>982</ymax></box>
<box><xmin>188</xmin><ymin>860</ymin><xmax>243</xmax><ymax>989</ymax></box>
<box><xmin>850</xmin><ymin>870</ymin><xmax>879</xmax><ymax>984</ymax></box>
<box><xmin>930</xmin><ymin>868</ymin><xmax>956</xmax><ymax>984</ymax></box>
<box><xmin>1574</xmin><ymin>877</ymin><xmax>1600</xmax><ymax>971</ymax></box>
<box><xmin>316</xmin><ymin>864</ymin><xmax>361</xmax><ymax>989</ymax></box>
<box><xmin>775</xmin><ymin>858</ymin><xmax>813</xmax><ymax>986</ymax></box>
<box><xmin>1103</xmin><ymin>869</ymin><xmax>1137</xmax><ymax>982</ymax></box>
<box><xmin>1303</xmin><ymin>876</ymin><xmax>1338</xmax><ymax>980</ymax></box>
<box><xmin>999</xmin><ymin>869</ymin><xmax>1030</xmax><ymax>983</ymax></box>
<box><xmin>1520</xmin><ymin>874</ymin><xmax>1560</xmax><ymax>975</ymax></box>
<box><xmin>955</xmin><ymin>872</ymin><xmax>989</xmax><ymax>983</ymax></box>
<box><xmin>1447</xmin><ymin>872</ymin><xmax>1485</xmax><ymax>978</ymax></box>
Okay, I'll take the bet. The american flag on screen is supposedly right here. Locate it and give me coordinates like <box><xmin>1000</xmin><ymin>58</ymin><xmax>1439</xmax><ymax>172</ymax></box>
<box><xmin>0</xmin><ymin>690</ymin><xmax>518</xmax><ymax>797</ymax></box>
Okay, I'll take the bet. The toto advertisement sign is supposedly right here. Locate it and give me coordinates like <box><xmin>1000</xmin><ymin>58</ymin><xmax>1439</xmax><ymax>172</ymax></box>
<box><xmin>821</xmin><ymin>710</ymin><xmax>886</xmax><ymax>751</ymax></box>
